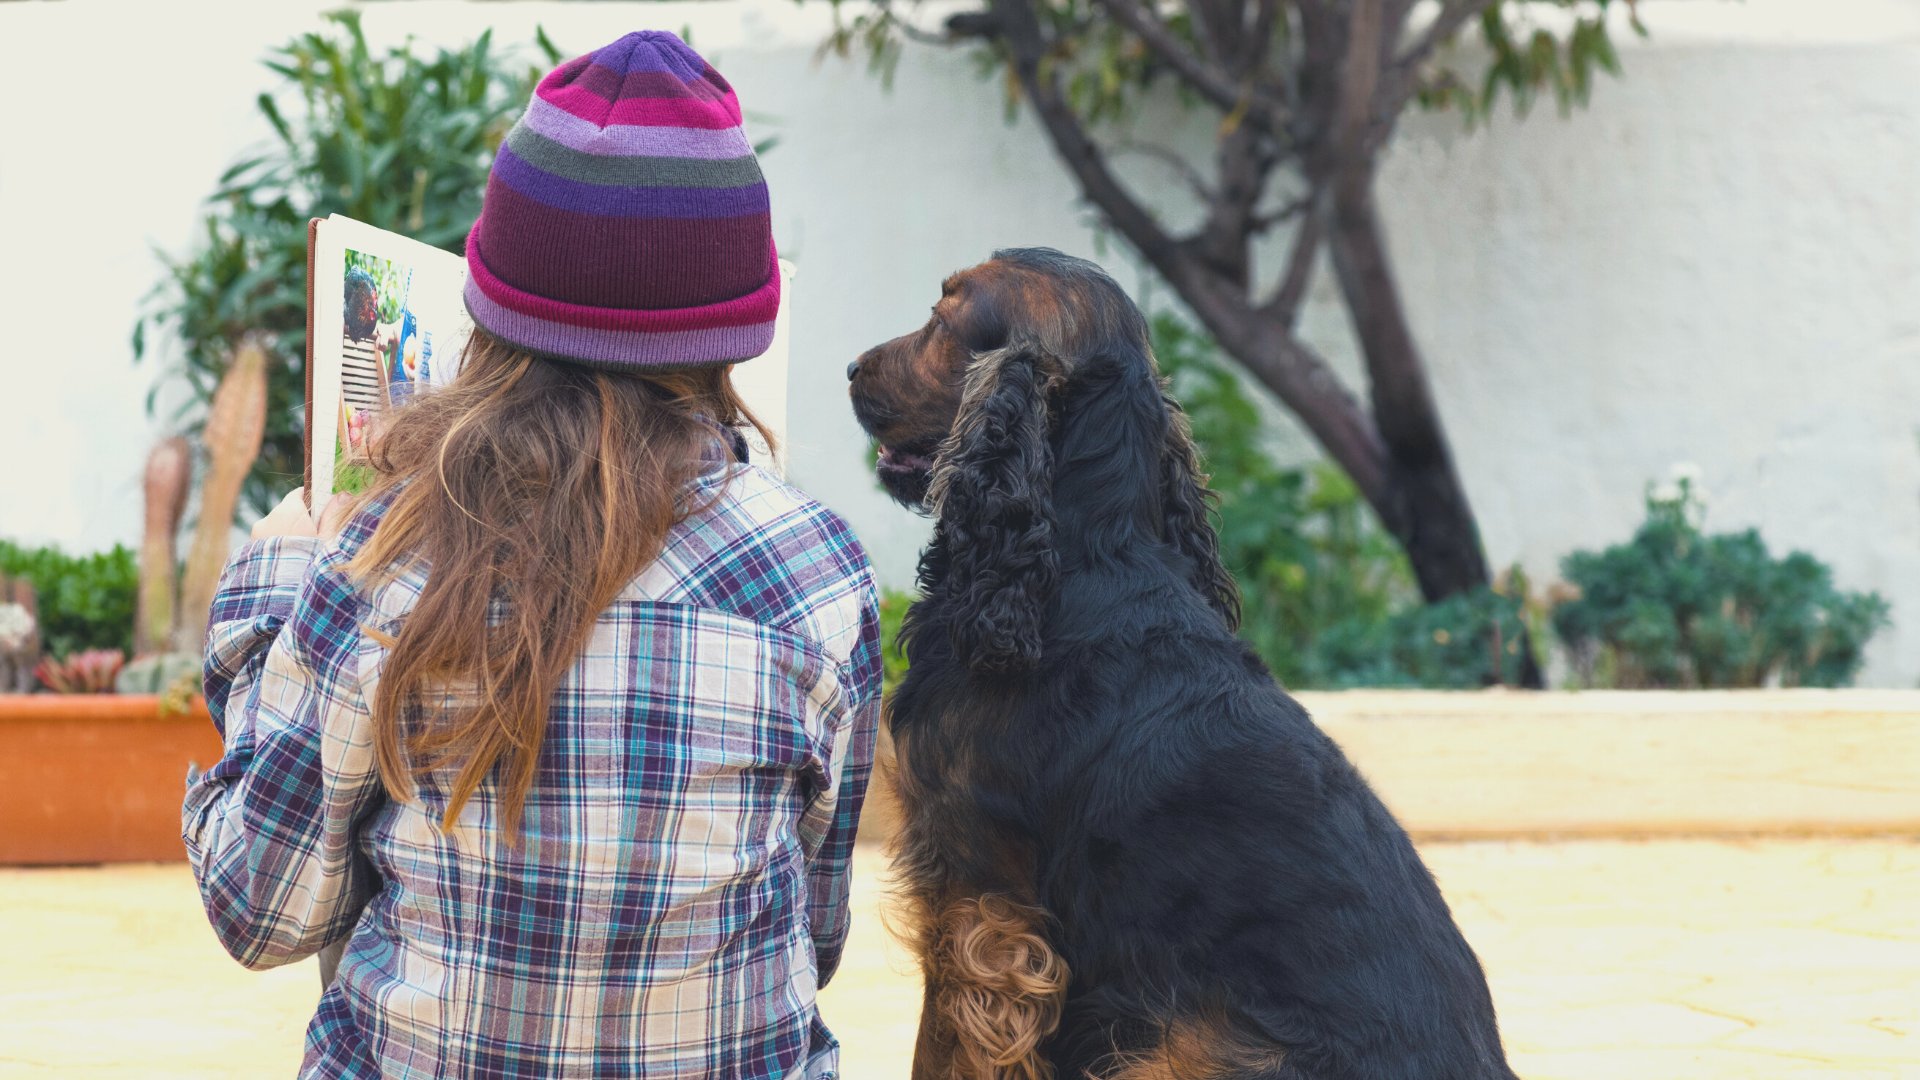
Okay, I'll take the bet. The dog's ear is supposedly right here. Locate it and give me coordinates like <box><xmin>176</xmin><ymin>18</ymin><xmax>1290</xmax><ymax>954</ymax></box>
<box><xmin>1158</xmin><ymin>385</ymin><xmax>1241</xmax><ymax>630</ymax></box>
<box><xmin>927</xmin><ymin>344</ymin><xmax>1060</xmax><ymax>673</ymax></box>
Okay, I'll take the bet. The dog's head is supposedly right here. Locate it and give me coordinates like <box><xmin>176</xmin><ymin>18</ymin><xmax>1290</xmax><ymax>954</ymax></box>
<box><xmin>849</xmin><ymin>248</ymin><xmax>1238</xmax><ymax>671</ymax></box>
<box><xmin>849</xmin><ymin>248</ymin><xmax>1134</xmax><ymax>507</ymax></box>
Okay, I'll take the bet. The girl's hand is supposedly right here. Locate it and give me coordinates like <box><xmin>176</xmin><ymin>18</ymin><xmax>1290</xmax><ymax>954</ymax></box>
<box><xmin>251</xmin><ymin>491</ymin><xmax>356</xmax><ymax>541</ymax></box>
<box><xmin>316</xmin><ymin>493</ymin><xmax>355</xmax><ymax>538</ymax></box>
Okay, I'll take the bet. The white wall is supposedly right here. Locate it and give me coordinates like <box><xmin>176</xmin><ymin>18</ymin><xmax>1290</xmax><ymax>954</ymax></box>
<box><xmin>0</xmin><ymin>0</ymin><xmax>1914</xmax><ymax>685</ymax></box>
<box><xmin>1371</xmin><ymin>1</ymin><xmax>1920</xmax><ymax>689</ymax></box>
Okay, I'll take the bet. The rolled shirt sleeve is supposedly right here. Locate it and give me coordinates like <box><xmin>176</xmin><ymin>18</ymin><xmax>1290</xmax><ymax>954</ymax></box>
<box><xmin>182</xmin><ymin>535</ymin><xmax>384</xmax><ymax>971</ymax></box>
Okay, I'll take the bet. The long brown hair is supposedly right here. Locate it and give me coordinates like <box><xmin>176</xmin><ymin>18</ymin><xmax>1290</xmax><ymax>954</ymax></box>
<box><xmin>348</xmin><ymin>330</ymin><xmax>773</xmax><ymax>832</ymax></box>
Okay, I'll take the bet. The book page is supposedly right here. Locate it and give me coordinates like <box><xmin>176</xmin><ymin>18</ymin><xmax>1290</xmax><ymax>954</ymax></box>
<box><xmin>308</xmin><ymin>215</ymin><xmax>472</xmax><ymax>498</ymax></box>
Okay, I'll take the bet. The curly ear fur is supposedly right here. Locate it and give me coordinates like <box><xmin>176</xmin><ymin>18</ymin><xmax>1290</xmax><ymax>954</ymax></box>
<box><xmin>926</xmin><ymin>345</ymin><xmax>1061</xmax><ymax>673</ymax></box>
<box><xmin>1158</xmin><ymin>386</ymin><xmax>1241</xmax><ymax>630</ymax></box>
<box><xmin>910</xmin><ymin>892</ymin><xmax>1070</xmax><ymax>1080</ymax></box>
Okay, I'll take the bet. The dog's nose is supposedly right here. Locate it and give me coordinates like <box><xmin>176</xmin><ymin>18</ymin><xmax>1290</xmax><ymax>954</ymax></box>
<box><xmin>846</xmin><ymin>358</ymin><xmax>862</xmax><ymax>382</ymax></box>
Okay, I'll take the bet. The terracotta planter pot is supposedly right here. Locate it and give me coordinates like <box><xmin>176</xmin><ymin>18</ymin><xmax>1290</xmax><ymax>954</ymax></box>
<box><xmin>0</xmin><ymin>694</ymin><xmax>222</xmax><ymax>865</ymax></box>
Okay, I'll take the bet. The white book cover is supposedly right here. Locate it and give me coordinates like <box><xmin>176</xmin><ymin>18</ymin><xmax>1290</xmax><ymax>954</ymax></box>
<box><xmin>306</xmin><ymin>213</ymin><xmax>791</xmax><ymax>498</ymax></box>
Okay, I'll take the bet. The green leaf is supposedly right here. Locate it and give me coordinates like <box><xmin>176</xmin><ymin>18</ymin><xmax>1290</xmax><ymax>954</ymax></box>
<box><xmin>256</xmin><ymin>92</ymin><xmax>294</xmax><ymax>147</ymax></box>
<box><xmin>534</xmin><ymin>25</ymin><xmax>564</xmax><ymax>66</ymax></box>
<box><xmin>0</xmin><ymin>541</ymin><xmax>139</xmax><ymax>657</ymax></box>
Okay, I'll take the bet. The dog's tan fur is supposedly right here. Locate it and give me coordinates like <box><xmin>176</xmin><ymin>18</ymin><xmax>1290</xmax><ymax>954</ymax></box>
<box><xmin>1093</xmin><ymin>1015</ymin><xmax>1290</xmax><ymax>1080</ymax></box>
<box><xmin>896</xmin><ymin>885</ymin><xmax>1070</xmax><ymax>1080</ymax></box>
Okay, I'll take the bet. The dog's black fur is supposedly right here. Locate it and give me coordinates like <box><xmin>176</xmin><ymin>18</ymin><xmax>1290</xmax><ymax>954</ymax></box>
<box><xmin>851</xmin><ymin>248</ymin><xmax>1516</xmax><ymax>1080</ymax></box>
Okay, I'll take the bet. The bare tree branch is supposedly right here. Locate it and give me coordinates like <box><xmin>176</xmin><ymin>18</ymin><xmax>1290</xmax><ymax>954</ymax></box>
<box><xmin>1396</xmin><ymin>0</ymin><xmax>1494</xmax><ymax>71</ymax></box>
<box><xmin>1288</xmin><ymin>0</ymin><xmax>1344</xmax><ymax>167</ymax></box>
<box><xmin>1250</xmin><ymin>192</ymin><xmax>1311</xmax><ymax>233</ymax></box>
<box><xmin>1185</xmin><ymin>0</ymin><xmax>1232</xmax><ymax>66</ymax></box>
<box><xmin>1384</xmin><ymin>0</ymin><xmax>1423</xmax><ymax>37</ymax></box>
<box><xmin>896</xmin><ymin>19</ymin><xmax>957</xmax><ymax>46</ymax></box>
<box><xmin>1372</xmin><ymin>0</ymin><xmax>1495</xmax><ymax>146</ymax></box>
<box><xmin>1260</xmin><ymin>211</ymin><xmax>1321</xmax><ymax>327</ymax></box>
<box><xmin>989</xmin><ymin>0</ymin><xmax>1182</xmax><ymax>264</ymax></box>
<box><xmin>1113</xmin><ymin>139</ymin><xmax>1217</xmax><ymax>203</ymax></box>
<box><xmin>1241</xmin><ymin>0</ymin><xmax>1281</xmax><ymax>73</ymax></box>
<box><xmin>1093</xmin><ymin>0</ymin><xmax>1287</xmax><ymax>132</ymax></box>
<box><xmin>1333</xmin><ymin>0</ymin><xmax>1386</xmax><ymax>188</ymax></box>
<box><xmin>1216</xmin><ymin>301</ymin><xmax>1392</xmax><ymax>504</ymax></box>
<box><xmin>942</xmin><ymin>9</ymin><xmax>1003</xmax><ymax>39</ymax></box>
<box><xmin>1194</xmin><ymin>121</ymin><xmax>1276</xmax><ymax>285</ymax></box>
<box><xmin>990</xmin><ymin>0</ymin><xmax>1390</xmax><ymax>505</ymax></box>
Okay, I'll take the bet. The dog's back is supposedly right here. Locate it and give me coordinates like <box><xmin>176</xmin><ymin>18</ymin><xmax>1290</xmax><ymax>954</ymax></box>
<box><xmin>1023</xmin><ymin>555</ymin><xmax>1515</xmax><ymax>1080</ymax></box>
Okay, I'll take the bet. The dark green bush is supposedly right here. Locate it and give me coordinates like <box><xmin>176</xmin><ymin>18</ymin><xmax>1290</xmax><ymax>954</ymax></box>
<box><xmin>1153</xmin><ymin>315</ymin><xmax>1539</xmax><ymax>687</ymax></box>
<box><xmin>1154</xmin><ymin>316</ymin><xmax>1407</xmax><ymax>683</ymax></box>
<box><xmin>1553</xmin><ymin>477</ymin><xmax>1890</xmax><ymax>687</ymax></box>
<box><xmin>135</xmin><ymin>12</ymin><xmax>560</xmax><ymax>512</ymax></box>
<box><xmin>0</xmin><ymin>542</ymin><xmax>139</xmax><ymax>659</ymax></box>
<box><xmin>1307</xmin><ymin>574</ymin><xmax>1538</xmax><ymax>689</ymax></box>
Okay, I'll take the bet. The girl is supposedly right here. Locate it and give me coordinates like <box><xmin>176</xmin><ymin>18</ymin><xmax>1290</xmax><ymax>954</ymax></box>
<box><xmin>184</xmin><ymin>32</ymin><xmax>880</xmax><ymax>1079</ymax></box>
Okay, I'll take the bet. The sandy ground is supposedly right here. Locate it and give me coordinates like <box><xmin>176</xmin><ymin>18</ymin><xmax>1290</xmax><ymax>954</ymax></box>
<box><xmin>1</xmin><ymin>838</ymin><xmax>1914</xmax><ymax>1078</ymax></box>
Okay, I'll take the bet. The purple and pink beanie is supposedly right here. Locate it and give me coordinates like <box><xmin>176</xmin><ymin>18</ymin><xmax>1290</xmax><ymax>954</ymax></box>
<box><xmin>463</xmin><ymin>31</ymin><xmax>778</xmax><ymax>368</ymax></box>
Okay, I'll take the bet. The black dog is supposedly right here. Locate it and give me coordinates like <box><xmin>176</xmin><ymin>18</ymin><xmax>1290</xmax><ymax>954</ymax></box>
<box><xmin>849</xmin><ymin>248</ymin><xmax>1517</xmax><ymax>1080</ymax></box>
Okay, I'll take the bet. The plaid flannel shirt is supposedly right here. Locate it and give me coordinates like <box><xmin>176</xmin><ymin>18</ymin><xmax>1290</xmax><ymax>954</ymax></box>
<box><xmin>182</xmin><ymin>453</ymin><xmax>881</xmax><ymax>1079</ymax></box>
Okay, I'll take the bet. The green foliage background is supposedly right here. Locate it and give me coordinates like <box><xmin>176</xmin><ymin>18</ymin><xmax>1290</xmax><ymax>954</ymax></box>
<box><xmin>1554</xmin><ymin>481</ymin><xmax>1890</xmax><ymax>688</ymax></box>
<box><xmin>1153</xmin><ymin>315</ymin><xmax>1539</xmax><ymax>688</ymax></box>
<box><xmin>0</xmin><ymin>542</ymin><xmax>139</xmax><ymax>659</ymax></box>
<box><xmin>135</xmin><ymin>12</ymin><xmax>560</xmax><ymax>513</ymax></box>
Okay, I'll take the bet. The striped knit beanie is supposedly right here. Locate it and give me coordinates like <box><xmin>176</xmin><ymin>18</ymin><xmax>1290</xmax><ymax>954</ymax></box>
<box><xmin>462</xmin><ymin>31</ymin><xmax>778</xmax><ymax>368</ymax></box>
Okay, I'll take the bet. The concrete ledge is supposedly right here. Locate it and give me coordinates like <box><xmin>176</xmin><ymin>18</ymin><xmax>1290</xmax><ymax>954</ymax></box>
<box><xmin>1303</xmin><ymin>690</ymin><xmax>1920</xmax><ymax>838</ymax></box>
<box><xmin>861</xmin><ymin>690</ymin><xmax>1920</xmax><ymax>844</ymax></box>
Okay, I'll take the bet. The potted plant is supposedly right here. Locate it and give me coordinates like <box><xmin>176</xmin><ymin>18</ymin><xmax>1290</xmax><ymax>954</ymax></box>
<box><xmin>0</xmin><ymin>347</ymin><xmax>263</xmax><ymax>865</ymax></box>
<box><xmin>8</xmin><ymin>17</ymin><xmax>555</xmax><ymax>867</ymax></box>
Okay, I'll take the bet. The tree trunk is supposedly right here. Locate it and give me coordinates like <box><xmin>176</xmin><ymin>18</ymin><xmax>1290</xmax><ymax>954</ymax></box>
<box><xmin>1321</xmin><ymin>183</ymin><xmax>1545</xmax><ymax>687</ymax></box>
<box><xmin>1323</xmin><ymin>183</ymin><xmax>1488</xmax><ymax>601</ymax></box>
<box><xmin>984</xmin><ymin>0</ymin><xmax>1542</xmax><ymax>685</ymax></box>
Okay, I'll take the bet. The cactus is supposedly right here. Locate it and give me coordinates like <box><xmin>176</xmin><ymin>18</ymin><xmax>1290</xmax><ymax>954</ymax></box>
<box><xmin>116</xmin><ymin>651</ymin><xmax>201</xmax><ymax>693</ymax></box>
<box><xmin>117</xmin><ymin>651</ymin><xmax>204</xmax><ymax>715</ymax></box>
<box><xmin>137</xmin><ymin>437</ymin><xmax>192</xmax><ymax>656</ymax></box>
<box><xmin>35</xmin><ymin>649</ymin><xmax>127</xmax><ymax>694</ymax></box>
<box><xmin>175</xmin><ymin>343</ymin><xmax>269</xmax><ymax>653</ymax></box>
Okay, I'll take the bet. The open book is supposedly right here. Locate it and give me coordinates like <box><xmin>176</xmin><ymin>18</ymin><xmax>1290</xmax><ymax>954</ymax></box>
<box><xmin>304</xmin><ymin>214</ymin><xmax>792</xmax><ymax>499</ymax></box>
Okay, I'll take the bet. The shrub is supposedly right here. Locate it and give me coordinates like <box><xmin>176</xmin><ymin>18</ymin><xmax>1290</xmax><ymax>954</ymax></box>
<box><xmin>1307</xmin><ymin>572</ymin><xmax>1540</xmax><ymax>689</ymax></box>
<box><xmin>1553</xmin><ymin>472</ymin><xmax>1890</xmax><ymax>688</ymax></box>
<box><xmin>0</xmin><ymin>542</ymin><xmax>139</xmax><ymax>659</ymax></box>
<box><xmin>1153</xmin><ymin>316</ymin><xmax>1412</xmax><ymax>683</ymax></box>
<box><xmin>1153</xmin><ymin>316</ymin><xmax>1541</xmax><ymax>687</ymax></box>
